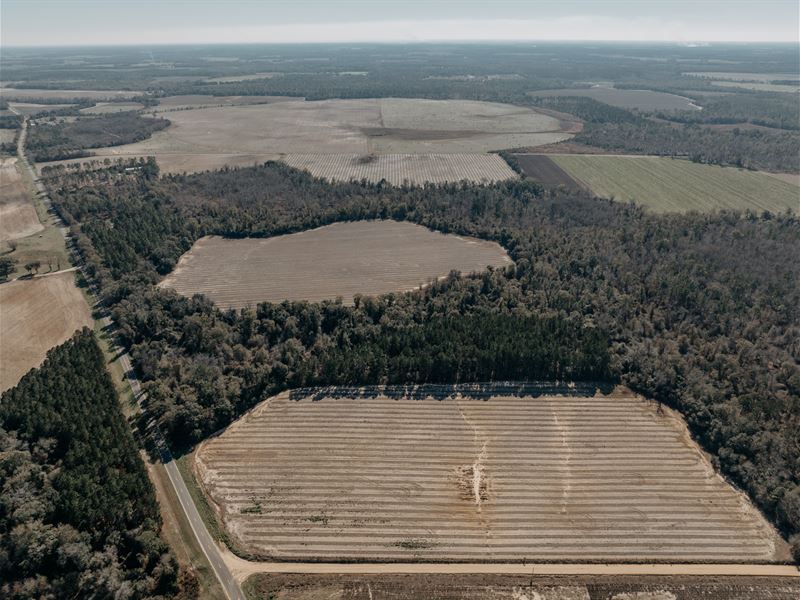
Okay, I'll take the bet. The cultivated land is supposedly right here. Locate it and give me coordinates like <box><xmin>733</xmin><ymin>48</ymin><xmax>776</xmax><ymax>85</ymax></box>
<box><xmin>61</xmin><ymin>98</ymin><xmax>571</xmax><ymax>178</ymax></box>
<box><xmin>79</xmin><ymin>102</ymin><xmax>146</xmax><ymax>114</ymax></box>
<box><xmin>550</xmin><ymin>155</ymin><xmax>800</xmax><ymax>214</ymax></box>
<box><xmin>527</xmin><ymin>87</ymin><xmax>701</xmax><ymax>111</ymax></box>
<box><xmin>194</xmin><ymin>383</ymin><xmax>789</xmax><ymax>562</ymax></box>
<box><xmin>159</xmin><ymin>220</ymin><xmax>512</xmax><ymax>308</ymax></box>
<box><xmin>0</xmin><ymin>157</ymin><xmax>43</xmax><ymax>241</ymax></box>
<box><xmin>0</xmin><ymin>88</ymin><xmax>142</xmax><ymax>100</ymax></box>
<box><xmin>282</xmin><ymin>153</ymin><xmax>517</xmax><ymax>184</ymax></box>
<box><xmin>511</xmin><ymin>154</ymin><xmax>583</xmax><ymax>191</ymax></box>
<box><xmin>6</xmin><ymin>102</ymin><xmax>75</xmax><ymax>116</ymax></box>
<box><xmin>0</xmin><ymin>271</ymin><xmax>93</xmax><ymax>392</ymax></box>
<box><xmin>243</xmin><ymin>573</ymin><xmax>800</xmax><ymax>600</ymax></box>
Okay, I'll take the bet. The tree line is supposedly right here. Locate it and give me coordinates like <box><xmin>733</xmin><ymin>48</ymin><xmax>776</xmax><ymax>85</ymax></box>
<box><xmin>0</xmin><ymin>329</ymin><xmax>197</xmax><ymax>599</ymax></box>
<box><xmin>46</xmin><ymin>161</ymin><xmax>800</xmax><ymax>560</ymax></box>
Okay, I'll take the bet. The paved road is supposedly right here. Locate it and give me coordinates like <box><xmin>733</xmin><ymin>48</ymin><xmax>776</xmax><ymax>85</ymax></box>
<box><xmin>15</xmin><ymin>116</ymin><xmax>245</xmax><ymax>600</ymax></box>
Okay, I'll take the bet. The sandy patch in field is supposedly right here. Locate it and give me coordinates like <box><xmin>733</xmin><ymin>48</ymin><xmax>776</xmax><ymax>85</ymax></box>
<box><xmin>0</xmin><ymin>158</ymin><xmax>43</xmax><ymax>241</ymax></box>
<box><xmin>196</xmin><ymin>383</ymin><xmax>790</xmax><ymax>562</ymax></box>
<box><xmin>159</xmin><ymin>220</ymin><xmax>511</xmax><ymax>308</ymax></box>
<box><xmin>0</xmin><ymin>271</ymin><xmax>93</xmax><ymax>392</ymax></box>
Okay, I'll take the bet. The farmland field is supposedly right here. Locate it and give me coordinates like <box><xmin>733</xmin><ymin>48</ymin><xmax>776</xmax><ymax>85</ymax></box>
<box><xmin>0</xmin><ymin>129</ymin><xmax>16</xmax><ymax>145</ymax></box>
<box><xmin>7</xmin><ymin>102</ymin><xmax>75</xmax><ymax>116</ymax></box>
<box><xmin>0</xmin><ymin>88</ymin><xmax>141</xmax><ymax>100</ymax></box>
<box><xmin>550</xmin><ymin>155</ymin><xmax>800</xmax><ymax>213</ymax></box>
<box><xmin>63</xmin><ymin>98</ymin><xmax>571</xmax><ymax>178</ymax></box>
<box><xmin>159</xmin><ymin>220</ymin><xmax>511</xmax><ymax>308</ymax></box>
<box><xmin>0</xmin><ymin>157</ymin><xmax>43</xmax><ymax>241</ymax></box>
<box><xmin>528</xmin><ymin>87</ymin><xmax>701</xmax><ymax>111</ymax></box>
<box><xmin>79</xmin><ymin>101</ymin><xmax>145</xmax><ymax>114</ymax></box>
<box><xmin>195</xmin><ymin>383</ymin><xmax>789</xmax><ymax>562</ymax></box>
<box><xmin>243</xmin><ymin>573</ymin><xmax>800</xmax><ymax>600</ymax></box>
<box><xmin>511</xmin><ymin>154</ymin><xmax>582</xmax><ymax>190</ymax></box>
<box><xmin>282</xmin><ymin>153</ymin><xmax>517</xmax><ymax>184</ymax></box>
<box><xmin>0</xmin><ymin>272</ymin><xmax>93</xmax><ymax>392</ymax></box>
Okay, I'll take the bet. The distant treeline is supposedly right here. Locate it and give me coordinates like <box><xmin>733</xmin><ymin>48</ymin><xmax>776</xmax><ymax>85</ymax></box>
<box><xmin>47</xmin><ymin>162</ymin><xmax>800</xmax><ymax>558</ymax></box>
<box><xmin>26</xmin><ymin>112</ymin><xmax>169</xmax><ymax>162</ymax></box>
<box><xmin>0</xmin><ymin>329</ymin><xmax>196</xmax><ymax>599</ymax></box>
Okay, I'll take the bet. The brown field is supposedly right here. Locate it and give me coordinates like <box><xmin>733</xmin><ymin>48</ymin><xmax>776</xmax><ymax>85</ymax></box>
<box><xmin>0</xmin><ymin>272</ymin><xmax>93</xmax><ymax>392</ymax></box>
<box><xmin>0</xmin><ymin>129</ymin><xmax>17</xmax><ymax>145</ymax></box>
<box><xmin>195</xmin><ymin>383</ymin><xmax>789</xmax><ymax>562</ymax></box>
<box><xmin>512</xmin><ymin>154</ymin><xmax>583</xmax><ymax>190</ymax></box>
<box><xmin>243</xmin><ymin>573</ymin><xmax>800</xmax><ymax>600</ymax></box>
<box><xmin>0</xmin><ymin>88</ymin><xmax>142</xmax><ymax>100</ymax></box>
<box><xmin>0</xmin><ymin>157</ymin><xmax>43</xmax><ymax>241</ymax></box>
<box><xmin>204</xmin><ymin>73</ymin><xmax>280</xmax><ymax>83</ymax></box>
<box><xmin>7</xmin><ymin>102</ymin><xmax>76</xmax><ymax>116</ymax></box>
<box><xmin>79</xmin><ymin>102</ymin><xmax>145</xmax><ymax>114</ymax></box>
<box><xmin>59</xmin><ymin>98</ymin><xmax>571</xmax><ymax>178</ymax></box>
<box><xmin>160</xmin><ymin>220</ymin><xmax>511</xmax><ymax>308</ymax></box>
<box><xmin>154</xmin><ymin>94</ymin><xmax>299</xmax><ymax>112</ymax></box>
<box><xmin>528</xmin><ymin>87</ymin><xmax>700</xmax><ymax>111</ymax></box>
<box><xmin>282</xmin><ymin>153</ymin><xmax>517</xmax><ymax>184</ymax></box>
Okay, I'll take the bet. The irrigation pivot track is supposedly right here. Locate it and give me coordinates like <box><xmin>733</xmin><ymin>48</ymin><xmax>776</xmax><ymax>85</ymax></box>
<box><xmin>196</xmin><ymin>384</ymin><xmax>790</xmax><ymax>563</ymax></box>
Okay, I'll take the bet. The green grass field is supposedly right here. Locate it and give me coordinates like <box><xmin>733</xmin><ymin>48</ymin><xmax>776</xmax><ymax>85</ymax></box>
<box><xmin>551</xmin><ymin>155</ymin><xmax>799</xmax><ymax>214</ymax></box>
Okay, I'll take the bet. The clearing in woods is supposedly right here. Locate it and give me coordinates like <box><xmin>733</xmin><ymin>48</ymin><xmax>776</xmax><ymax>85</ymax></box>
<box><xmin>194</xmin><ymin>383</ymin><xmax>790</xmax><ymax>563</ymax></box>
<box><xmin>159</xmin><ymin>220</ymin><xmax>512</xmax><ymax>308</ymax></box>
<box><xmin>0</xmin><ymin>157</ymin><xmax>43</xmax><ymax>241</ymax></box>
<box><xmin>550</xmin><ymin>155</ymin><xmax>800</xmax><ymax>213</ymax></box>
<box><xmin>0</xmin><ymin>272</ymin><xmax>93</xmax><ymax>392</ymax></box>
<box><xmin>527</xmin><ymin>87</ymin><xmax>701</xmax><ymax>111</ymax></box>
<box><xmin>52</xmin><ymin>98</ymin><xmax>570</xmax><ymax>178</ymax></box>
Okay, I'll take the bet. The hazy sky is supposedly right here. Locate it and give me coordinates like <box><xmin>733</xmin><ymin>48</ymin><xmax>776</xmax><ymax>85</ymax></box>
<box><xmin>2</xmin><ymin>0</ymin><xmax>798</xmax><ymax>47</ymax></box>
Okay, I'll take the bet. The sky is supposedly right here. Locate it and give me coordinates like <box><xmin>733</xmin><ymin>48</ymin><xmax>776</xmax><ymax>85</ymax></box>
<box><xmin>2</xmin><ymin>0</ymin><xmax>798</xmax><ymax>47</ymax></box>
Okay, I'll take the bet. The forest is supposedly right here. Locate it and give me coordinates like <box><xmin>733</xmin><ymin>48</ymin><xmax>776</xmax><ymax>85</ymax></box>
<box><xmin>46</xmin><ymin>161</ymin><xmax>800</xmax><ymax>558</ymax></box>
<box><xmin>25</xmin><ymin>112</ymin><xmax>169</xmax><ymax>162</ymax></box>
<box><xmin>0</xmin><ymin>329</ymin><xmax>195</xmax><ymax>599</ymax></box>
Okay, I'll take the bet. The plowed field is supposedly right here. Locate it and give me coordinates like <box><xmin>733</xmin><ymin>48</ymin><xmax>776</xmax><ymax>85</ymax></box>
<box><xmin>0</xmin><ymin>157</ymin><xmax>43</xmax><ymax>242</ymax></box>
<box><xmin>159</xmin><ymin>220</ymin><xmax>511</xmax><ymax>308</ymax></box>
<box><xmin>195</xmin><ymin>383</ymin><xmax>789</xmax><ymax>562</ymax></box>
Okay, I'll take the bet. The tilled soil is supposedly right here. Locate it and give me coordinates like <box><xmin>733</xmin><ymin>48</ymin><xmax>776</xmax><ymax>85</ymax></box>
<box><xmin>195</xmin><ymin>383</ymin><xmax>789</xmax><ymax>562</ymax></box>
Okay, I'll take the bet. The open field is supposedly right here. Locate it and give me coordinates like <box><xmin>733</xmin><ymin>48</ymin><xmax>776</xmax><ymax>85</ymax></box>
<box><xmin>0</xmin><ymin>129</ymin><xmax>16</xmax><ymax>145</ymax></box>
<box><xmin>160</xmin><ymin>220</ymin><xmax>511</xmax><ymax>308</ymax></box>
<box><xmin>511</xmin><ymin>154</ymin><xmax>583</xmax><ymax>190</ymax></box>
<box><xmin>0</xmin><ymin>271</ymin><xmax>93</xmax><ymax>392</ymax></box>
<box><xmin>204</xmin><ymin>73</ymin><xmax>280</xmax><ymax>83</ymax></box>
<box><xmin>683</xmin><ymin>71</ymin><xmax>799</xmax><ymax>82</ymax></box>
<box><xmin>154</xmin><ymin>94</ymin><xmax>296</xmax><ymax>112</ymax></box>
<box><xmin>243</xmin><ymin>573</ymin><xmax>800</xmax><ymax>600</ymax></box>
<box><xmin>7</xmin><ymin>101</ymin><xmax>75</xmax><ymax>116</ymax></box>
<box><xmin>550</xmin><ymin>155</ymin><xmax>800</xmax><ymax>213</ymax></box>
<box><xmin>528</xmin><ymin>87</ymin><xmax>701</xmax><ymax>111</ymax></box>
<box><xmin>710</xmin><ymin>81</ymin><xmax>800</xmax><ymax>93</ymax></box>
<box><xmin>53</xmin><ymin>98</ymin><xmax>571</xmax><ymax>177</ymax></box>
<box><xmin>79</xmin><ymin>101</ymin><xmax>146</xmax><ymax>114</ymax></box>
<box><xmin>0</xmin><ymin>157</ymin><xmax>43</xmax><ymax>241</ymax></box>
<box><xmin>0</xmin><ymin>88</ymin><xmax>142</xmax><ymax>100</ymax></box>
<box><xmin>282</xmin><ymin>153</ymin><xmax>517</xmax><ymax>184</ymax></box>
<box><xmin>195</xmin><ymin>383</ymin><xmax>789</xmax><ymax>562</ymax></box>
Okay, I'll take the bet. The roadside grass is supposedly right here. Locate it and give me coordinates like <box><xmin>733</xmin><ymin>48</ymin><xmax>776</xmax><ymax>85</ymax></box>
<box><xmin>551</xmin><ymin>155</ymin><xmax>799</xmax><ymax>214</ymax></box>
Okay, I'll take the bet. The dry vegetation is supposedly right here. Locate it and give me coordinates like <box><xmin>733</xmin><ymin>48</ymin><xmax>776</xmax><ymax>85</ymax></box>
<box><xmin>195</xmin><ymin>383</ymin><xmax>788</xmax><ymax>562</ymax></box>
<box><xmin>528</xmin><ymin>87</ymin><xmax>701</xmax><ymax>111</ymax></box>
<box><xmin>0</xmin><ymin>157</ymin><xmax>43</xmax><ymax>241</ymax></box>
<box><xmin>0</xmin><ymin>88</ymin><xmax>141</xmax><ymax>100</ymax></box>
<box><xmin>65</xmin><ymin>98</ymin><xmax>570</xmax><ymax>178</ymax></box>
<box><xmin>282</xmin><ymin>153</ymin><xmax>517</xmax><ymax>184</ymax></box>
<box><xmin>551</xmin><ymin>155</ymin><xmax>800</xmax><ymax>213</ymax></box>
<box><xmin>79</xmin><ymin>102</ymin><xmax>145</xmax><ymax>114</ymax></box>
<box><xmin>0</xmin><ymin>272</ymin><xmax>93</xmax><ymax>392</ymax></box>
<box><xmin>159</xmin><ymin>220</ymin><xmax>511</xmax><ymax>308</ymax></box>
<box><xmin>243</xmin><ymin>573</ymin><xmax>800</xmax><ymax>600</ymax></box>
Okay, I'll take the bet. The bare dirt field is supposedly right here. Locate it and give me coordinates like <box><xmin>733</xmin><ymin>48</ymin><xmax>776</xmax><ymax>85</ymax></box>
<box><xmin>79</xmin><ymin>102</ymin><xmax>145</xmax><ymax>114</ymax></box>
<box><xmin>61</xmin><ymin>98</ymin><xmax>571</xmax><ymax>179</ymax></box>
<box><xmin>194</xmin><ymin>383</ymin><xmax>789</xmax><ymax>562</ymax></box>
<box><xmin>0</xmin><ymin>271</ymin><xmax>93</xmax><ymax>392</ymax></box>
<box><xmin>0</xmin><ymin>88</ymin><xmax>142</xmax><ymax>100</ymax></box>
<box><xmin>528</xmin><ymin>87</ymin><xmax>701</xmax><ymax>111</ymax></box>
<box><xmin>243</xmin><ymin>573</ymin><xmax>800</xmax><ymax>600</ymax></box>
<box><xmin>154</xmin><ymin>94</ymin><xmax>296</xmax><ymax>112</ymax></box>
<box><xmin>0</xmin><ymin>157</ymin><xmax>43</xmax><ymax>241</ymax></box>
<box><xmin>159</xmin><ymin>220</ymin><xmax>511</xmax><ymax>308</ymax></box>
<box><xmin>0</xmin><ymin>129</ymin><xmax>17</xmax><ymax>145</ymax></box>
<box><xmin>512</xmin><ymin>154</ymin><xmax>583</xmax><ymax>190</ymax></box>
<box><xmin>204</xmin><ymin>73</ymin><xmax>280</xmax><ymax>83</ymax></box>
<box><xmin>7</xmin><ymin>102</ymin><xmax>76</xmax><ymax>116</ymax></box>
<box><xmin>282</xmin><ymin>153</ymin><xmax>517</xmax><ymax>184</ymax></box>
